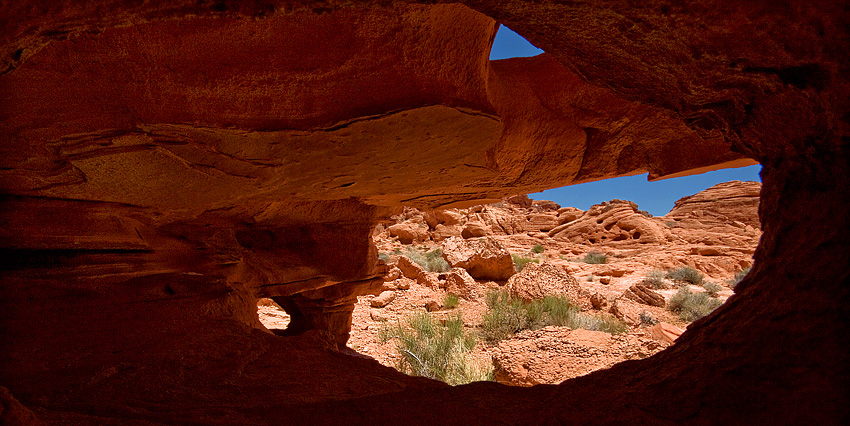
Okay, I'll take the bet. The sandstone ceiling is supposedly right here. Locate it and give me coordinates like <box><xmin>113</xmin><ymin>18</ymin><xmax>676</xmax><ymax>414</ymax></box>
<box><xmin>1</xmin><ymin>1</ymin><xmax>848</xmax><ymax>425</ymax></box>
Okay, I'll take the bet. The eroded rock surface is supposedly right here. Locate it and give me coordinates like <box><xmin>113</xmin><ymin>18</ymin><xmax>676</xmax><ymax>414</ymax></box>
<box><xmin>1</xmin><ymin>1</ymin><xmax>849</xmax><ymax>425</ymax></box>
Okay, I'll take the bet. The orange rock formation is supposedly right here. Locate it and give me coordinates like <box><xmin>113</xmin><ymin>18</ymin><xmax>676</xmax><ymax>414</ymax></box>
<box><xmin>1</xmin><ymin>1</ymin><xmax>848</xmax><ymax>425</ymax></box>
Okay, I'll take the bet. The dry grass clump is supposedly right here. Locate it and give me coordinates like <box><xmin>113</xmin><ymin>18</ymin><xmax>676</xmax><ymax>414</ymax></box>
<box><xmin>666</xmin><ymin>267</ymin><xmax>704</xmax><ymax>285</ymax></box>
<box><xmin>397</xmin><ymin>246</ymin><xmax>450</xmax><ymax>272</ymax></box>
<box><xmin>702</xmin><ymin>282</ymin><xmax>723</xmax><ymax>297</ymax></box>
<box><xmin>583</xmin><ymin>252</ymin><xmax>608</xmax><ymax>264</ymax></box>
<box><xmin>643</xmin><ymin>269</ymin><xmax>668</xmax><ymax>289</ymax></box>
<box><xmin>481</xmin><ymin>290</ymin><xmax>626</xmax><ymax>342</ymax></box>
<box><xmin>668</xmin><ymin>285</ymin><xmax>722</xmax><ymax>322</ymax></box>
<box><xmin>378</xmin><ymin>311</ymin><xmax>491</xmax><ymax>385</ymax></box>
<box><xmin>726</xmin><ymin>267</ymin><xmax>751</xmax><ymax>289</ymax></box>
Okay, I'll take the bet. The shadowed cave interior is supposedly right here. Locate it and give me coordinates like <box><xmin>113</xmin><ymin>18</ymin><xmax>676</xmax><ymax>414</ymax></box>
<box><xmin>0</xmin><ymin>1</ymin><xmax>848</xmax><ymax>425</ymax></box>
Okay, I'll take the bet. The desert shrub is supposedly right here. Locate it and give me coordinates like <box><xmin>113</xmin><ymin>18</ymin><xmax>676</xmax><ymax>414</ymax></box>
<box><xmin>666</xmin><ymin>267</ymin><xmax>704</xmax><ymax>285</ymax></box>
<box><xmin>703</xmin><ymin>282</ymin><xmax>723</xmax><ymax>298</ymax></box>
<box><xmin>512</xmin><ymin>254</ymin><xmax>539</xmax><ymax>272</ymax></box>
<box><xmin>531</xmin><ymin>244</ymin><xmax>545</xmax><ymax>254</ymax></box>
<box><xmin>726</xmin><ymin>267</ymin><xmax>751</xmax><ymax>289</ymax></box>
<box><xmin>481</xmin><ymin>290</ymin><xmax>626</xmax><ymax>342</ymax></box>
<box><xmin>378</xmin><ymin>252</ymin><xmax>391</xmax><ymax>263</ymax></box>
<box><xmin>640</xmin><ymin>311</ymin><xmax>658</xmax><ymax>326</ymax></box>
<box><xmin>402</xmin><ymin>246</ymin><xmax>450</xmax><ymax>272</ymax></box>
<box><xmin>587</xmin><ymin>274</ymin><xmax>594</xmax><ymax>282</ymax></box>
<box><xmin>378</xmin><ymin>311</ymin><xmax>491</xmax><ymax>385</ymax></box>
<box><xmin>583</xmin><ymin>252</ymin><xmax>608</xmax><ymax>264</ymax></box>
<box><xmin>668</xmin><ymin>285</ymin><xmax>722</xmax><ymax>322</ymax></box>
<box><xmin>644</xmin><ymin>269</ymin><xmax>668</xmax><ymax>289</ymax></box>
<box><xmin>443</xmin><ymin>293</ymin><xmax>460</xmax><ymax>309</ymax></box>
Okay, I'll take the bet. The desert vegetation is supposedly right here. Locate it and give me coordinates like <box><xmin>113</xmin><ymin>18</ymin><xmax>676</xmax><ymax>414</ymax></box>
<box><xmin>583</xmin><ymin>252</ymin><xmax>608</xmax><ymax>264</ymax></box>
<box><xmin>378</xmin><ymin>311</ymin><xmax>491</xmax><ymax>385</ymax></box>
<box><xmin>668</xmin><ymin>285</ymin><xmax>722</xmax><ymax>321</ymax></box>
<box><xmin>443</xmin><ymin>293</ymin><xmax>459</xmax><ymax>309</ymax></box>
<box><xmin>666</xmin><ymin>266</ymin><xmax>704</xmax><ymax>285</ymax></box>
<box><xmin>395</xmin><ymin>246</ymin><xmax>450</xmax><ymax>272</ymax></box>
<box><xmin>643</xmin><ymin>269</ymin><xmax>668</xmax><ymax>289</ymax></box>
<box><xmin>511</xmin><ymin>254</ymin><xmax>539</xmax><ymax>272</ymax></box>
<box><xmin>727</xmin><ymin>267</ymin><xmax>751</xmax><ymax>289</ymax></box>
<box><xmin>481</xmin><ymin>290</ymin><xmax>626</xmax><ymax>342</ymax></box>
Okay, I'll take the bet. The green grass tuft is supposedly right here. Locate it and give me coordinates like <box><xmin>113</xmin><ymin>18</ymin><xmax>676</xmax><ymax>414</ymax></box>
<box><xmin>443</xmin><ymin>293</ymin><xmax>460</xmax><ymax>309</ymax></box>
<box><xmin>378</xmin><ymin>311</ymin><xmax>491</xmax><ymax>385</ymax></box>
<box><xmin>531</xmin><ymin>244</ymin><xmax>545</xmax><ymax>254</ymax></box>
<box><xmin>512</xmin><ymin>254</ymin><xmax>539</xmax><ymax>272</ymax></box>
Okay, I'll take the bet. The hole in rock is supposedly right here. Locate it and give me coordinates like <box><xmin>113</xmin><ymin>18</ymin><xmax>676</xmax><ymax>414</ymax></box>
<box><xmin>300</xmin><ymin>165</ymin><xmax>764</xmax><ymax>387</ymax></box>
<box><xmin>256</xmin><ymin>298</ymin><xmax>291</xmax><ymax>332</ymax></box>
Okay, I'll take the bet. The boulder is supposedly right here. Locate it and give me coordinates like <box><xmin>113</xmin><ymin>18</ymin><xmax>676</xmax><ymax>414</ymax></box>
<box><xmin>531</xmin><ymin>200</ymin><xmax>560</xmax><ymax>211</ymax></box>
<box><xmin>623</xmin><ymin>284</ymin><xmax>666</xmax><ymax>307</ymax></box>
<box><xmin>370</xmin><ymin>291</ymin><xmax>396</xmax><ymax>308</ymax></box>
<box><xmin>461</xmin><ymin>221</ymin><xmax>491</xmax><ymax>238</ymax></box>
<box><xmin>557</xmin><ymin>207</ymin><xmax>584</xmax><ymax>224</ymax></box>
<box><xmin>444</xmin><ymin>267</ymin><xmax>476</xmax><ymax>300</ymax></box>
<box><xmin>503</xmin><ymin>194</ymin><xmax>532</xmax><ymax>208</ymax></box>
<box><xmin>431</xmin><ymin>223</ymin><xmax>463</xmax><ymax>241</ymax></box>
<box><xmin>590</xmin><ymin>292</ymin><xmax>608</xmax><ymax>310</ymax></box>
<box><xmin>423</xmin><ymin>210</ymin><xmax>463</xmax><ymax>228</ymax></box>
<box><xmin>387</xmin><ymin>221</ymin><xmax>429</xmax><ymax>244</ymax></box>
<box><xmin>396</xmin><ymin>256</ymin><xmax>425</xmax><ymax>280</ymax></box>
<box><xmin>507</xmin><ymin>262</ymin><xmax>588</xmax><ymax>308</ymax></box>
<box><xmin>441</xmin><ymin>236</ymin><xmax>515</xmax><ymax>281</ymax></box>
<box><xmin>648</xmin><ymin>322</ymin><xmax>685</xmax><ymax>345</ymax></box>
<box><xmin>396</xmin><ymin>256</ymin><xmax>439</xmax><ymax>288</ymax></box>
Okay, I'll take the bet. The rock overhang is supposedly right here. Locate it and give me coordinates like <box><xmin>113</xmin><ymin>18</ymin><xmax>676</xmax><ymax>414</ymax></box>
<box><xmin>0</xmin><ymin>1</ymin><xmax>848</xmax><ymax>425</ymax></box>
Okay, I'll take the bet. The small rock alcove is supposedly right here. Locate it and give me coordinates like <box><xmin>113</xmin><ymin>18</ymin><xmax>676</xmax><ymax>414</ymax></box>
<box><xmin>0</xmin><ymin>2</ymin><xmax>847</xmax><ymax>425</ymax></box>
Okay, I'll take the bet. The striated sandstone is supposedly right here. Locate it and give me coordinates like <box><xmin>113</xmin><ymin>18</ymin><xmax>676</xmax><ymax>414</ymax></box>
<box><xmin>0</xmin><ymin>1</ymin><xmax>848</xmax><ymax>425</ymax></box>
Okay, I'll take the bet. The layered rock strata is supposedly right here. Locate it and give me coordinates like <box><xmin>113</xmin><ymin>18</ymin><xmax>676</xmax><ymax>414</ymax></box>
<box><xmin>1</xmin><ymin>1</ymin><xmax>848</xmax><ymax>425</ymax></box>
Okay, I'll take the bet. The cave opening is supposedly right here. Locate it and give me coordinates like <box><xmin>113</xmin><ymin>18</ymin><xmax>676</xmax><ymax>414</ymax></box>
<box><xmin>272</xmin><ymin>164</ymin><xmax>765</xmax><ymax>387</ymax></box>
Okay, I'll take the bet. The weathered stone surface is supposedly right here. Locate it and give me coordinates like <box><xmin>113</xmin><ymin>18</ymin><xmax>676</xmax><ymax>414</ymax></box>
<box><xmin>441</xmin><ymin>236</ymin><xmax>515</xmax><ymax>281</ymax></box>
<box><xmin>491</xmin><ymin>327</ymin><xmax>665</xmax><ymax>387</ymax></box>
<box><xmin>507</xmin><ymin>262</ymin><xmax>587</xmax><ymax>308</ymax></box>
<box><xmin>0</xmin><ymin>1</ymin><xmax>848</xmax><ymax>425</ymax></box>
<box><xmin>370</xmin><ymin>291</ymin><xmax>396</xmax><ymax>308</ymax></box>
<box><xmin>623</xmin><ymin>284</ymin><xmax>666</xmax><ymax>308</ymax></box>
<box><xmin>387</xmin><ymin>221</ymin><xmax>429</xmax><ymax>244</ymax></box>
<box><xmin>648</xmin><ymin>322</ymin><xmax>685</xmax><ymax>345</ymax></box>
<box><xmin>550</xmin><ymin>200</ymin><xmax>669</xmax><ymax>244</ymax></box>
<box><xmin>444</xmin><ymin>267</ymin><xmax>476</xmax><ymax>300</ymax></box>
<box><xmin>666</xmin><ymin>181</ymin><xmax>762</xmax><ymax>228</ymax></box>
<box><xmin>460</xmin><ymin>221</ymin><xmax>491</xmax><ymax>238</ymax></box>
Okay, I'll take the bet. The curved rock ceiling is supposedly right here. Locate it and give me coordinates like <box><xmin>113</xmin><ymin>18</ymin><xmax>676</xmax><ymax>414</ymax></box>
<box><xmin>0</xmin><ymin>1</ymin><xmax>847</xmax><ymax>425</ymax></box>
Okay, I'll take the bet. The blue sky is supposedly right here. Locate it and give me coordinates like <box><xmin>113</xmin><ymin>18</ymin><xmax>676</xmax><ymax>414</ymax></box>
<box><xmin>490</xmin><ymin>26</ymin><xmax>762</xmax><ymax>216</ymax></box>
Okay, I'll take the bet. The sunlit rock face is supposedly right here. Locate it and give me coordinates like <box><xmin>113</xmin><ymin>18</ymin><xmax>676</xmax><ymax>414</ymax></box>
<box><xmin>0</xmin><ymin>1</ymin><xmax>848</xmax><ymax>425</ymax></box>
